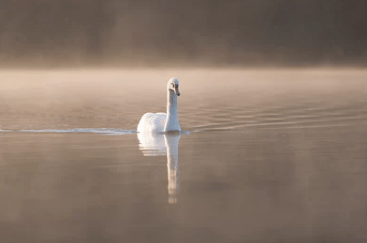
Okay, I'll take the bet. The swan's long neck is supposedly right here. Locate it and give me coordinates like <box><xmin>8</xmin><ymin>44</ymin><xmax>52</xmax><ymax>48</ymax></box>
<box><xmin>164</xmin><ymin>90</ymin><xmax>179</xmax><ymax>131</ymax></box>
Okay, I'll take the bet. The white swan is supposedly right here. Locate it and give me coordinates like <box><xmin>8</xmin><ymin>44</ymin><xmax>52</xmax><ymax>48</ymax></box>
<box><xmin>137</xmin><ymin>77</ymin><xmax>181</xmax><ymax>133</ymax></box>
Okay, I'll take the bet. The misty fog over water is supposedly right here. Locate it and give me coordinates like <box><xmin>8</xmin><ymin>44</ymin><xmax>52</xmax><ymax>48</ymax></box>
<box><xmin>0</xmin><ymin>69</ymin><xmax>367</xmax><ymax>243</ymax></box>
<box><xmin>0</xmin><ymin>1</ymin><xmax>366</xmax><ymax>67</ymax></box>
<box><xmin>1</xmin><ymin>1</ymin><xmax>367</xmax><ymax>242</ymax></box>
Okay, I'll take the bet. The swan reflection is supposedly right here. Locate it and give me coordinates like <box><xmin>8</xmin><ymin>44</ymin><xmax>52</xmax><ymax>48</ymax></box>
<box><xmin>137</xmin><ymin>132</ymin><xmax>181</xmax><ymax>204</ymax></box>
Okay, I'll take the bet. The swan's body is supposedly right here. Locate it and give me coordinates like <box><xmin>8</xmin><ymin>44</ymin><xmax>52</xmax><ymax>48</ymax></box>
<box><xmin>137</xmin><ymin>78</ymin><xmax>181</xmax><ymax>133</ymax></box>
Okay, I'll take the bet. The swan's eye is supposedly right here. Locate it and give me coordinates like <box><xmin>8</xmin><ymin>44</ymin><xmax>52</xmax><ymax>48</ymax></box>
<box><xmin>175</xmin><ymin>84</ymin><xmax>178</xmax><ymax>88</ymax></box>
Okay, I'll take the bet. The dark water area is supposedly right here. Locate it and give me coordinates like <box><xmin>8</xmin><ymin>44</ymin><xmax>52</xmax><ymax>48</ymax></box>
<box><xmin>0</xmin><ymin>69</ymin><xmax>367</xmax><ymax>242</ymax></box>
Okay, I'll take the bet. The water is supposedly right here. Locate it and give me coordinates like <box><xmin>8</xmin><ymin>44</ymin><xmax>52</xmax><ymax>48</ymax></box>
<box><xmin>0</xmin><ymin>69</ymin><xmax>367</xmax><ymax>243</ymax></box>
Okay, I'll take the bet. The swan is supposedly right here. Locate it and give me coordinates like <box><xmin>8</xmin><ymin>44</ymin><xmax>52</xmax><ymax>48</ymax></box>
<box><xmin>137</xmin><ymin>77</ymin><xmax>181</xmax><ymax>133</ymax></box>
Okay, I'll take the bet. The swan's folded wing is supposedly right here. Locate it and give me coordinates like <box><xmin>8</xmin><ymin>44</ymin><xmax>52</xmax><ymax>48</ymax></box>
<box><xmin>137</xmin><ymin>113</ymin><xmax>167</xmax><ymax>133</ymax></box>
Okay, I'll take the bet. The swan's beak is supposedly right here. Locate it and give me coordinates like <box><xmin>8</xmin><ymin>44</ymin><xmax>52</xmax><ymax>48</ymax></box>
<box><xmin>175</xmin><ymin>87</ymin><xmax>180</xmax><ymax>96</ymax></box>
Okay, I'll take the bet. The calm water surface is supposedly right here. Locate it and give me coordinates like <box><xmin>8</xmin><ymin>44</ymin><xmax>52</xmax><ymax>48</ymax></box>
<box><xmin>0</xmin><ymin>69</ymin><xmax>367</xmax><ymax>243</ymax></box>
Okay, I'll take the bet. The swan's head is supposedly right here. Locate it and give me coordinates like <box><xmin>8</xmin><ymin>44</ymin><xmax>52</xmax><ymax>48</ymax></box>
<box><xmin>167</xmin><ymin>77</ymin><xmax>180</xmax><ymax>96</ymax></box>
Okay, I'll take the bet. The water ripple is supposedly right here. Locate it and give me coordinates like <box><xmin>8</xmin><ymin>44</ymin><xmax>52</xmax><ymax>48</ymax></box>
<box><xmin>19</xmin><ymin>128</ymin><xmax>137</xmax><ymax>135</ymax></box>
<box><xmin>184</xmin><ymin>101</ymin><xmax>367</xmax><ymax>132</ymax></box>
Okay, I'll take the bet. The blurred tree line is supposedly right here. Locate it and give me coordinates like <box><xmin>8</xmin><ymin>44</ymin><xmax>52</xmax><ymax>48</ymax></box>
<box><xmin>0</xmin><ymin>0</ymin><xmax>366</xmax><ymax>67</ymax></box>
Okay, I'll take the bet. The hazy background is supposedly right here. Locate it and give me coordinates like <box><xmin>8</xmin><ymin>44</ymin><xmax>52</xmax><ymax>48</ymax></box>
<box><xmin>0</xmin><ymin>0</ymin><xmax>366</xmax><ymax>68</ymax></box>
